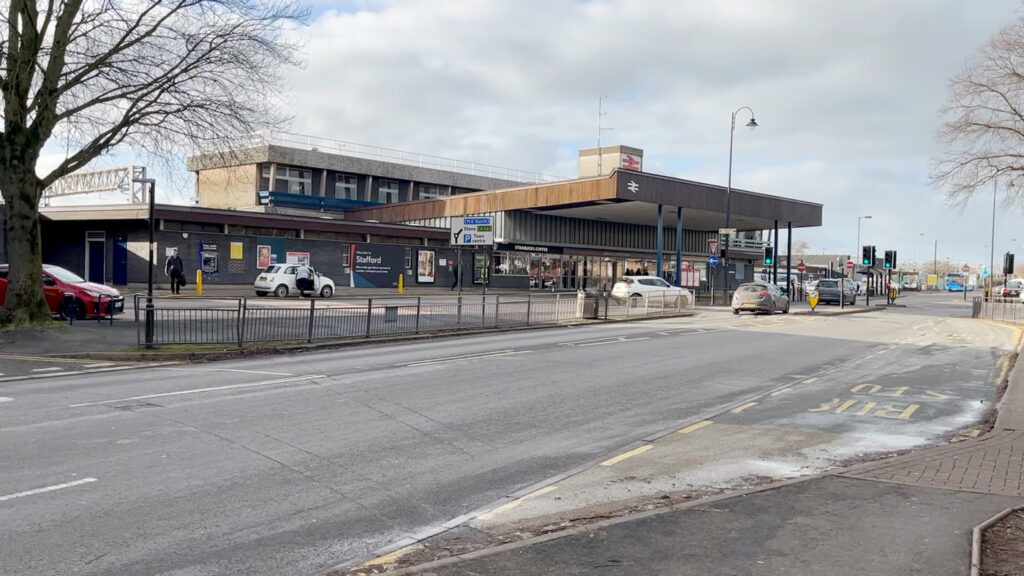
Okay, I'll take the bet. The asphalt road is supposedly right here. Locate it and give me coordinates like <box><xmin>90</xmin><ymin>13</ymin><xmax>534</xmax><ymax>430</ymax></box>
<box><xmin>0</xmin><ymin>292</ymin><xmax>1007</xmax><ymax>576</ymax></box>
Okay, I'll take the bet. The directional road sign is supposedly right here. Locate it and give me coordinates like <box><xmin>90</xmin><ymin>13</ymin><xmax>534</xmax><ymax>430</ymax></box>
<box><xmin>708</xmin><ymin>255</ymin><xmax>720</xmax><ymax>267</ymax></box>
<box><xmin>450</xmin><ymin>216</ymin><xmax>494</xmax><ymax>246</ymax></box>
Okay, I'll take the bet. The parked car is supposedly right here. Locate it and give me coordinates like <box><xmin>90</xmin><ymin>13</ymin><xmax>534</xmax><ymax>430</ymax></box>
<box><xmin>0</xmin><ymin>263</ymin><xmax>124</xmax><ymax>319</ymax></box>
<box><xmin>254</xmin><ymin>264</ymin><xmax>335</xmax><ymax>298</ymax></box>
<box><xmin>610</xmin><ymin>275</ymin><xmax>692</xmax><ymax>306</ymax></box>
<box><xmin>732</xmin><ymin>282</ymin><xmax>790</xmax><ymax>315</ymax></box>
<box><xmin>1002</xmin><ymin>278</ymin><xmax>1024</xmax><ymax>297</ymax></box>
<box><xmin>814</xmin><ymin>278</ymin><xmax>856</xmax><ymax>305</ymax></box>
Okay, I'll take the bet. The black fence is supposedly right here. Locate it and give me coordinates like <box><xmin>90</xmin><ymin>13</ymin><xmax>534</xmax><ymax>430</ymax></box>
<box><xmin>135</xmin><ymin>291</ymin><xmax>696</xmax><ymax>348</ymax></box>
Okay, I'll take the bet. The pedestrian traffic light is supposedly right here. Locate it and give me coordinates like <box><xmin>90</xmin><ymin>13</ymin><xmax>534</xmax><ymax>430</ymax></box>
<box><xmin>862</xmin><ymin>245</ymin><xmax>871</xmax><ymax>266</ymax></box>
<box><xmin>1004</xmin><ymin>252</ymin><xmax>1015</xmax><ymax>275</ymax></box>
<box><xmin>764</xmin><ymin>246</ymin><xmax>773</xmax><ymax>265</ymax></box>
<box><xmin>884</xmin><ymin>250</ymin><xmax>893</xmax><ymax>269</ymax></box>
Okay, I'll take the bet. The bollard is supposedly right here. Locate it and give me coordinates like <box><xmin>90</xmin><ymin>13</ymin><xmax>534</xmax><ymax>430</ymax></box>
<box><xmin>398</xmin><ymin>273</ymin><xmax>404</xmax><ymax>294</ymax></box>
<box><xmin>196</xmin><ymin>269</ymin><xmax>203</xmax><ymax>296</ymax></box>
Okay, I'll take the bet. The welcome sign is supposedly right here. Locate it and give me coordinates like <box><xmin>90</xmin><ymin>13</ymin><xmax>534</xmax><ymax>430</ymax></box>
<box><xmin>349</xmin><ymin>243</ymin><xmax>405</xmax><ymax>288</ymax></box>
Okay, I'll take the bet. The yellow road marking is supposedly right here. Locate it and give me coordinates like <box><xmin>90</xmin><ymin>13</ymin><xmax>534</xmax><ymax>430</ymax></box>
<box><xmin>802</xmin><ymin>377</ymin><xmax>819</xmax><ymax>384</ymax></box>
<box><xmin>770</xmin><ymin>387</ymin><xmax>792</xmax><ymax>396</ymax></box>
<box><xmin>354</xmin><ymin>544</ymin><xmax>423</xmax><ymax>569</ymax></box>
<box><xmin>600</xmin><ymin>445</ymin><xmax>653</xmax><ymax>466</ymax></box>
<box><xmin>476</xmin><ymin>486</ymin><xmax>558</xmax><ymax>521</ymax></box>
<box><xmin>678</xmin><ymin>420</ymin><xmax>713</xmax><ymax>434</ymax></box>
<box><xmin>730</xmin><ymin>402</ymin><xmax>758</xmax><ymax>414</ymax></box>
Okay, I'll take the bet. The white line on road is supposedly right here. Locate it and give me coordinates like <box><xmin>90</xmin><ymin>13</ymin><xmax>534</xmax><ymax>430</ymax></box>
<box><xmin>404</xmin><ymin>351</ymin><xmax>531</xmax><ymax>367</ymax></box>
<box><xmin>0</xmin><ymin>362</ymin><xmax>179</xmax><ymax>384</ymax></box>
<box><xmin>69</xmin><ymin>374</ymin><xmax>327</xmax><ymax>407</ymax></box>
<box><xmin>577</xmin><ymin>337</ymin><xmax>649</xmax><ymax>347</ymax></box>
<box><xmin>0</xmin><ymin>397</ymin><xmax>12</xmax><ymax>403</ymax></box>
<box><xmin>0</xmin><ymin>478</ymin><xmax>97</xmax><ymax>502</ymax></box>
<box><xmin>82</xmin><ymin>363</ymin><xmax>117</xmax><ymax>368</ymax></box>
<box><xmin>31</xmin><ymin>367</ymin><xmax>63</xmax><ymax>373</ymax></box>
<box><xmin>156</xmin><ymin>367</ymin><xmax>295</xmax><ymax>376</ymax></box>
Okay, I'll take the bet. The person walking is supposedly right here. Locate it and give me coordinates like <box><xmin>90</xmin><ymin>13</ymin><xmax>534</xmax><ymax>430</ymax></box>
<box><xmin>450</xmin><ymin>263</ymin><xmax>459</xmax><ymax>291</ymax></box>
<box><xmin>164</xmin><ymin>248</ymin><xmax>184</xmax><ymax>294</ymax></box>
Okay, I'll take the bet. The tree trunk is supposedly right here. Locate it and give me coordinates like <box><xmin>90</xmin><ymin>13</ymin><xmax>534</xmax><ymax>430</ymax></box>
<box><xmin>0</xmin><ymin>175</ymin><xmax>51</xmax><ymax>327</ymax></box>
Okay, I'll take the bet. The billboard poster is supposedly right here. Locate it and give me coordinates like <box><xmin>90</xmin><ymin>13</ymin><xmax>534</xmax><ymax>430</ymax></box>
<box><xmin>257</xmin><ymin>245</ymin><xmax>272</xmax><ymax>268</ymax></box>
<box><xmin>417</xmin><ymin>249</ymin><xmax>436</xmax><ymax>284</ymax></box>
<box><xmin>349</xmin><ymin>243</ymin><xmax>405</xmax><ymax>288</ymax></box>
<box><xmin>286</xmin><ymin>251</ymin><xmax>310</xmax><ymax>265</ymax></box>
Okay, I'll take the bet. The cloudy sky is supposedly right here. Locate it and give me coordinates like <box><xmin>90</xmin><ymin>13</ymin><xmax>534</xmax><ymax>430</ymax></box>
<box><xmin>55</xmin><ymin>0</ymin><xmax>1024</xmax><ymax>270</ymax></box>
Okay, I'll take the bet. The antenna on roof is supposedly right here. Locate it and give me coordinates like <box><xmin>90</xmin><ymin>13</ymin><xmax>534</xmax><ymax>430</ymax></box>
<box><xmin>598</xmin><ymin>96</ymin><xmax>614</xmax><ymax>175</ymax></box>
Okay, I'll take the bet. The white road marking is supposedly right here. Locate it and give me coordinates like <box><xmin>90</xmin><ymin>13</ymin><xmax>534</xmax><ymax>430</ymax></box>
<box><xmin>82</xmin><ymin>363</ymin><xmax>117</xmax><ymax>368</ymax></box>
<box><xmin>69</xmin><ymin>374</ymin><xmax>327</xmax><ymax>407</ymax></box>
<box><xmin>0</xmin><ymin>363</ymin><xmax>178</xmax><ymax>384</ymax></box>
<box><xmin>404</xmin><ymin>351</ymin><xmax>531</xmax><ymax>367</ymax></box>
<box><xmin>578</xmin><ymin>336</ymin><xmax>649</xmax><ymax>347</ymax></box>
<box><xmin>0</xmin><ymin>478</ymin><xmax>97</xmax><ymax>502</ymax></box>
<box><xmin>0</xmin><ymin>397</ymin><xmax>12</xmax><ymax>403</ymax></box>
<box><xmin>31</xmin><ymin>367</ymin><xmax>63</xmax><ymax>373</ymax></box>
<box><xmin>156</xmin><ymin>367</ymin><xmax>295</xmax><ymax>376</ymax></box>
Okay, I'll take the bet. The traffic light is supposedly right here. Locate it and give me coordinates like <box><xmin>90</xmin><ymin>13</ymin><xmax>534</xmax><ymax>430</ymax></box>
<box><xmin>884</xmin><ymin>250</ymin><xmax>896</xmax><ymax>269</ymax></box>
<box><xmin>872</xmin><ymin>246</ymin><xmax>877</xmax><ymax>266</ymax></box>
<box><xmin>764</xmin><ymin>246</ymin><xmax>774</xmax><ymax>265</ymax></box>
<box><xmin>1004</xmin><ymin>252</ymin><xmax>1015</xmax><ymax>275</ymax></box>
<box><xmin>862</xmin><ymin>245</ymin><xmax>871</xmax><ymax>266</ymax></box>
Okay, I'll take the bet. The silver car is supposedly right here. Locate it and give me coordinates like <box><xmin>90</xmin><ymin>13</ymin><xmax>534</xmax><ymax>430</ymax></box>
<box><xmin>732</xmin><ymin>282</ymin><xmax>790</xmax><ymax>315</ymax></box>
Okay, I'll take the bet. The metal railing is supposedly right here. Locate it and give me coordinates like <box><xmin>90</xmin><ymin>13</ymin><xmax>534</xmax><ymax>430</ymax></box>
<box><xmin>134</xmin><ymin>290</ymin><xmax>696</xmax><ymax>348</ymax></box>
<box><xmin>974</xmin><ymin>297</ymin><xmax>1024</xmax><ymax>323</ymax></box>
<box><xmin>201</xmin><ymin>130</ymin><xmax>569</xmax><ymax>184</ymax></box>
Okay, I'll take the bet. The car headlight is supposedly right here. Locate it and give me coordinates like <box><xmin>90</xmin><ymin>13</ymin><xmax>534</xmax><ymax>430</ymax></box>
<box><xmin>82</xmin><ymin>290</ymin><xmax>103</xmax><ymax>298</ymax></box>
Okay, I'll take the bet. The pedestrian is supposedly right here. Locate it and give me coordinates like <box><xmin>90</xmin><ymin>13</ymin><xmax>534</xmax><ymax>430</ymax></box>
<box><xmin>164</xmin><ymin>248</ymin><xmax>184</xmax><ymax>294</ymax></box>
<box><xmin>450</xmin><ymin>264</ymin><xmax>459</xmax><ymax>291</ymax></box>
<box><xmin>295</xmin><ymin>264</ymin><xmax>312</xmax><ymax>297</ymax></box>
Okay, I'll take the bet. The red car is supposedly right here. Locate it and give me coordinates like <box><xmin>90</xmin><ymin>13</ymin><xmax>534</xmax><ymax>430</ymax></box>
<box><xmin>0</xmin><ymin>264</ymin><xmax>124</xmax><ymax>319</ymax></box>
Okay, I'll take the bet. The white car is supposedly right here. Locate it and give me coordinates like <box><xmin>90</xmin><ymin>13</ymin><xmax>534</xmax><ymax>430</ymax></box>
<box><xmin>611</xmin><ymin>275</ymin><xmax>692</xmax><ymax>306</ymax></box>
<box><xmin>254</xmin><ymin>264</ymin><xmax>335</xmax><ymax>298</ymax></box>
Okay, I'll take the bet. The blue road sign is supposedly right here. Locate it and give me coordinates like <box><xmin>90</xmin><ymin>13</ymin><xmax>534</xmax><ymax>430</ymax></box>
<box><xmin>708</xmin><ymin>255</ymin><xmax>719</xmax><ymax>267</ymax></box>
<box><xmin>983</xmin><ymin>269</ymin><xmax>990</xmax><ymax>277</ymax></box>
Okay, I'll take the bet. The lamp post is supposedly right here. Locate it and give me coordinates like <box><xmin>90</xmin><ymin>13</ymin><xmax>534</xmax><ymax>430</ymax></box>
<box><xmin>138</xmin><ymin>178</ymin><xmax>156</xmax><ymax>349</ymax></box>
<box><xmin>856</xmin><ymin>215</ymin><xmax>872</xmax><ymax>262</ymax></box>
<box><xmin>724</xmin><ymin>106</ymin><xmax>758</xmax><ymax>293</ymax></box>
<box><xmin>917</xmin><ymin>233</ymin><xmax>925</xmax><ymax>272</ymax></box>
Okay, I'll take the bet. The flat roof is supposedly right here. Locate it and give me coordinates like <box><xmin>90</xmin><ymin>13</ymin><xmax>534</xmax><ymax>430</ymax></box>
<box><xmin>346</xmin><ymin>169</ymin><xmax>822</xmax><ymax>232</ymax></box>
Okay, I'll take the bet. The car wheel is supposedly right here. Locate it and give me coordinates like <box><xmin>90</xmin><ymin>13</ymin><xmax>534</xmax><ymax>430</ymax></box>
<box><xmin>59</xmin><ymin>298</ymin><xmax>86</xmax><ymax>320</ymax></box>
<box><xmin>732</xmin><ymin>308</ymin><xmax>740</xmax><ymax>315</ymax></box>
<box><xmin>273</xmin><ymin>285</ymin><xmax>289</xmax><ymax>298</ymax></box>
<box><xmin>319</xmin><ymin>285</ymin><xmax>333</xmax><ymax>298</ymax></box>
<box><xmin>768</xmin><ymin>301</ymin><xmax>776</xmax><ymax>315</ymax></box>
<box><xmin>783</xmin><ymin>302</ymin><xmax>790</xmax><ymax>314</ymax></box>
<box><xmin>255</xmin><ymin>291</ymin><xmax>268</xmax><ymax>297</ymax></box>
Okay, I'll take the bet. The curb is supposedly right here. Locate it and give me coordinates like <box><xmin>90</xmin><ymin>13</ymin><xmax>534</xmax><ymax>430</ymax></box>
<box><xmin>791</xmin><ymin>306</ymin><xmax>885</xmax><ymax>316</ymax></box>
<box><xmin>971</xmin><ymin>505</ymin><xmax>1024</xmax><ymax>576</ymax></box>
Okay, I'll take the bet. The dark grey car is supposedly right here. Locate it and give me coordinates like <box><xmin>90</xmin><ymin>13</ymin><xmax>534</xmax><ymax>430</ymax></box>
<box><xmin>731</xmin><ymin>282</ymin><xmax>790</xmax><ymax>315</ymax></box>
<box><xmin>815</xmin><ymin>278</ymin><xmax>856</xmax><ymax>305</ymax></box>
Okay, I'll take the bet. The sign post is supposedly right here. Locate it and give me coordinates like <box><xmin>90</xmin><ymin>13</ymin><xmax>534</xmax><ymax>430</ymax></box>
<box><xmin>451</xmin><ymin>216</ymin><xmax>494</xmax><ymax>294</ymax></box>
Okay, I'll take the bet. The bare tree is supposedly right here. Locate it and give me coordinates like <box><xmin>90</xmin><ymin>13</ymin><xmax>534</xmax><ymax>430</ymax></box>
<box><xmin>0</xmin><ymin>0</ymin><xmax>306</xmax><ymax>326</ymax></box>
<box><xmin>932</xmin><ymin>14</ymin><xmax>1024</xmax><ymax>207</ymax></box>
<box><xmin>792</xmin><ymin>240</ymin><xmax>809</xmax><ymax>255</ymax></box>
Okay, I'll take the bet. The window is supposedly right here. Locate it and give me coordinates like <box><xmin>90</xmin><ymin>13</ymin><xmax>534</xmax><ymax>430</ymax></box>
<box><xmin>378</xmin><ymin>180</ymin><xmax>399</xmax><ymax>204</ymax></box>
<box><xmin>262</xmin><ymin>165</ymin><xmax>312</xmax><ymax>195</ymax></box>
<box><xmin>418</xmin><ymin>185</ymin><xmax>445</xmax><ymax>200</ymax></box>
<box><xmin>335</xmin><ymin>174</ymin><xmax>358</xmax><ymax>200</ymax></box>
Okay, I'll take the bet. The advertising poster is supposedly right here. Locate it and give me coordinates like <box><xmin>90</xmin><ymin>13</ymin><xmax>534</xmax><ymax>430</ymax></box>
<box><xmin>417</xmin><ymin>249</ymin><xmax>436</xmax><ymax>284</ymax></box>
<box><xmin>349</xmin><ymin>243</ymin><xmax>404</xmax><ymax>288</ymax></box>
<box><xmin>286</xmin><ymin>251</ymin><xmax>310</xmax><ymax>266</ymax></box>
<box><xmin>257</xmin><ymin>245</ymin><xmax>272</xmax><ymax>268</ymax></box>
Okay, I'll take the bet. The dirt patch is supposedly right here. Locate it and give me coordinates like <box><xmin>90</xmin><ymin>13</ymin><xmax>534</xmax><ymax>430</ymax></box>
<box><xmin>982</xmin><ymin>510</ymin><xmax>1024</xmax><ymax>576</ymax></box>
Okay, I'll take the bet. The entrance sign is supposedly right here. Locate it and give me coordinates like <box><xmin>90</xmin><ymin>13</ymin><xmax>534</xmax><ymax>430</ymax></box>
<box><xmin>451</xmin><ymin>216</ymin><xmax>494</xmax><ymax>246</ymax></box>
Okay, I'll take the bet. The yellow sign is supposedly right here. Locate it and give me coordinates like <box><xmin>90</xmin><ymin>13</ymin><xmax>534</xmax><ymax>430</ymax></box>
<box><xmin>808</xmin><ymin>290</ymin><xmax>819</xmax><ymax>310</ymax></box>
<box><xmin>230</xmin><ymin>242</ymin><xmax>244</xmax><ymax>260</ymax></box>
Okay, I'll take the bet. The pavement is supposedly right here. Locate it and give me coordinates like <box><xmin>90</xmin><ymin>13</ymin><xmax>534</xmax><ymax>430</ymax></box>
<box><xmin>370</xmin><ymin>317</ymin><xmax>1024</xmax><ymax>576</ymax></box>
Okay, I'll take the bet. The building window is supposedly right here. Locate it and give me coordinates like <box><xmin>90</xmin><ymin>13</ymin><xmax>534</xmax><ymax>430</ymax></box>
<box><xmin>335</xmin><ymin>174</ymin><xmax>358</xmax><ymax>200</ymax></box>
<box><xmin>262</xmin><ymin>165</ymin><xmax>311</xmax><ymax>195</ymax></box>
<box><xmin>378</xmin><ymin>180</ymin><xmax>399</xmax><ymax>204</ymax></box>
<box><xmin>418</xmin><ymin>184</ymin><xmax>445</xmax><ymax>200</ymax></box>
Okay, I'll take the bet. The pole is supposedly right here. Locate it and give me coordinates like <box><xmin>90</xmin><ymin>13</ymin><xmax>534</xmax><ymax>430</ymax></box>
<box><xmin>675</xmin><ymin>207</ymin><xmax>683</xmax><ymax>287</ymax></box>
<box><xmin>457</xmin><ymin>245</ymin><xmax>463</xmax><ymax>293</ymax></box>
<box><xmin>143</xmin><ymin>179</ymin><xmax>156</xmax><ymax>349</ymax></box>
<box><xmin>772</xmin><ymin>219</ymin><xmax>779</xmax><ymax>284</ymax></box>
<box><xmin>786</xmin><ymin>222</ymin><xmax>792</xmax><ymax>298</ymax></box>
<box><xmin>990</xmin><ymin>179</ymin><xmax>997</xmax><ymax>298</ymax></box>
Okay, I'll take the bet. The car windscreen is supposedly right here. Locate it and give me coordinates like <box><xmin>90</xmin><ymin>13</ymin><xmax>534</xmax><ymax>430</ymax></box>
<box><xmin>43</xmin><ymin>265</ymin><xmax>86</xmax><ymax>283</ymax></box>
<box><xmin>737</xmin><ymin>284</ymin><xmax>766</xmax><ymax>292</ymax></box>
<box><xmin>817</xmin><ymin>280</ymin><xmax>838</xmax><ymax>288</ymax></box>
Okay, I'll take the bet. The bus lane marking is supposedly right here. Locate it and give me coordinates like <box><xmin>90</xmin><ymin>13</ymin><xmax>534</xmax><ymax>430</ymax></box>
<box><xmin>0</xmin><ymin>478</ymin><xmax>97</xmax><ymax>502</ymax></box>
<box><xmin>600</xmin><ymin>445</ymin><xmax>653</xmax><ymax>466</ymax></box>
<box><xmin>678</xmin><ymin>420</ymin><xmax>713</xmax><ymax>434</ymax></box>
<box><xmin>730</xmin><ymin>402</ymin><xmax>758</xmax><ymax>414</ymax></box>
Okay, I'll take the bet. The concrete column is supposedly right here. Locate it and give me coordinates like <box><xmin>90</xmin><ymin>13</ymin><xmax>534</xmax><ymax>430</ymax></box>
<box><xmin>656</xmin><ymin>204</ymin><xmax>664</xmax><ymax>279</ymax></box>
<box><xmin>268</xmin><ymin>163</ymin><xmax>277</xmax><ymax>193</ymax></box>
<box><xmin>320</xmin><ymin>169</ymin><xmax>328</xmax><ymax>197</ymax></box>
<box><xmin>675</xmin><ymin>207</ymin><xmax>683</xmax><ymax>287</ymax></box>
<box><xmin>365</xmin><ymin>175</ymin><xmax>374</xmax><ymax>203</ymax></box>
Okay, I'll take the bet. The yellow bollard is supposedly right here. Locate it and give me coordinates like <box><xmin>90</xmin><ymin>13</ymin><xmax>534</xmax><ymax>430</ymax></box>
<box><xmin>398</xmin><ymin>273</ymin><xmax>404</xmax><ymax>294</ymax></box>
<box><xmin>196</xmin><ymin>269</ymin><xmax>203</xmax><ymax>296</ymax></box>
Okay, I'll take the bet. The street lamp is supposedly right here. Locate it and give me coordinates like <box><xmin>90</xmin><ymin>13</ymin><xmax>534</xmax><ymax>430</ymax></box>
<box><xmin>856</xmin><ymin>215</ymin><xmax>872</xmax><ymax>261</ymax></box>
<box><xmin>138</xmin><ymin>178</ymin><xmax>156</xmax><ymax>349</ymax></box>
<box><xmin>917</xmin><ymin>233</ymin><xmax>925</xmax><ymax>272</ymax></box>
<box><xmin>724</xmin><ymin>106</ymin><xmax>757</xmax><ymax>293</ymax></box>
